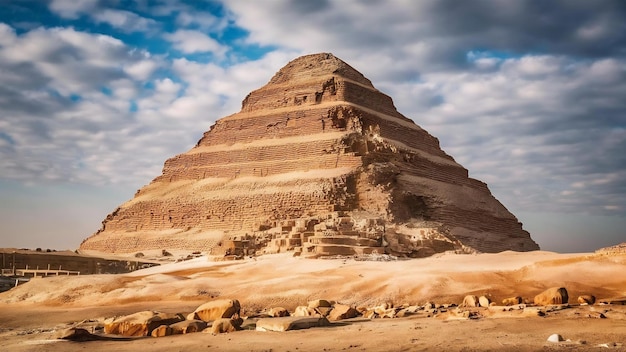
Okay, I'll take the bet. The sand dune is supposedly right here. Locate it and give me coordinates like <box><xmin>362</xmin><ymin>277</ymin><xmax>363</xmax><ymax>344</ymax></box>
<box><xmin>1</xmin><ymin>250</ymin><xmax>625</xmax><ymax>351</ymax></box>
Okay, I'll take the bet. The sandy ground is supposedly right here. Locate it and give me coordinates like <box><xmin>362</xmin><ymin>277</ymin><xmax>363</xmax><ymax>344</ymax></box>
<box><xmin>1</xmin><ymin>250</ymin><xmax>625</xmax><ymax>351</ymax></box>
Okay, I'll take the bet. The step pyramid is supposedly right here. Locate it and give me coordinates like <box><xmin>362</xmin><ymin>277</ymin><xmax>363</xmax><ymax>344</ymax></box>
<box><xmin>80</xmin><ymin>53</ymin><xmax>539</xmax><ymax>258</ymax></box>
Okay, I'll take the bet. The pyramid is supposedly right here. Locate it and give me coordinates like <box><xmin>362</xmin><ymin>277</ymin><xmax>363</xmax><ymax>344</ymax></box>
<box><xmin>80</xmin><ymin>53</ymin><xmax>539</xmax><ymax>257</ymax></box>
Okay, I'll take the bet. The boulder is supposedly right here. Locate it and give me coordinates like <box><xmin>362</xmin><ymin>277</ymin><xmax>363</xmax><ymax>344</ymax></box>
<box><xmin>255</xmin><ymin>317</ymin><xmax>328</xmax><ymax>332</ymax></box>
<box><xmin>208</xmin><ymin>316</ymin><xmax>243</xmax><ymax>334</ymax></box>
<box><xmin>461</xmin><ymin>295</ymin><xmax>479</xmax><ymax>307</ymax></box>
<box><xmin>55</xmin><ymin>327</ymin><xmax>98</xmax><ymax>341</ymax></box>
<box><xmin>502</xmin><ymin>296</ymin><xmax>522</xmax><ymax>306</ymax></box>
<box><xmin>267</xmin><ymin>307</ymin><xmax>290</xmax><ymax>317</ymax></box>
<box><xmin>308</xmin><ymin>299</ymin><xmax>332</xmax><ymax>309</ymax></box>
<box><xmin>150</xmin><ymin>325</ymin><xmax>172</xmax><ymax>337</ymax></box>
<box><xmin>547</xmin><ymin>334</ymin><xmax>564</xmax><ymax>343</ymax></box>
<box><xmin>478</xmin><ymin>296</ymin><xmax>491</xmax><ymax>307</ymax></box>
<box><xmin>327</xmin><ymin>304</ymin><xmax>361</xmax><ymax>321</ymax></box>
<box><xmin>169</xmin><ymin>320</ymin><xmax>207</xmax><ymax>334</ymax></box>
<box><xmin>293</xmin><ymin>305</ymin><xmax>318</xmax><ymax>317</ymax></box>
<box><xmin>577</xmin><ymin>295</ymin><xmax>596</xmax><ymax>305</ymax></box>
<box><xmin>104</xmin><ymin>311</ymin><xmax>184</xmax><ymax>337</ymax></box>
<box><xmin>193</xmin><ymin>299</ymin><xmax>241</xmax><ymax>322</ymax></box>
<box><xmin>534</xmin><ymin>287</ymin><xmax>569</xmax><ymax>306</ymax></box>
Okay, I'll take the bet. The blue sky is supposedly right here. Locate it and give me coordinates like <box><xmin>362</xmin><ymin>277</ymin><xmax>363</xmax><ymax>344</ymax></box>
<box><xmin>0</xmin><ymin>0</ymin><xmax>625</xmax><ymax>252</ymax></box>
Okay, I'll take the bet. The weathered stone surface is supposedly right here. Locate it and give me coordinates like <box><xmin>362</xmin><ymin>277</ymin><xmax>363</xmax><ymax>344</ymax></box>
<box><xmin>478</xmin><ymin>296</ymin><xmax>491</xmax><ymax>307</ymax></box>
<box><xmin>208</xmin><ymin>317</ymin><xmax>243</xmax><ymax>334</ymax></box>
<box><xmin>55</xmin><ymin>327</ymin><xmax>97</xmax><ymax>341</ymax></box>
<box><xmin>150</xmin><ymin>325</ymin><xmax>172</xmax><ymax>337</ymax></box>
<box><xmin>577</xmin><ymin>295</ymin><xmax>596</xmax><ymax>305</ymax></box>
<box><xmin>104</xmin><ymin>311</ymin><xmax>184</xmax><ymax>337</ymax></box>
<box><xmin>461</xmin><ymin>295</ymin><xmax>479</xmax><ymax>307</ymax></box>
<box><xmin>534</xmin><ymin>287</ymin><xmax>569</xmax><ymax>306</ymax></box>
<box><xmin>502</xmin><ymin>296</ymin><xmax>522</xmax><ymax>306</ymax></box>
<box><xmin>80</xmin><ymin>53</ymin><xmax>539</xmax><ymax>256</ymax></box>
<box><xmin>267</xmin><ymin>307</ymin><xmax>290</xmax><ymax>317</ymax></box>
<box><xmin>170</xmin><ymin>319</ymin><xmax>207</xmax><ymax>334</ymax></box>
<box><xmin>328</xmin><ymin>304</ymin><xmax>361</xmax><ymax>321</ymax></box>
<box><xmin>293</xmin><ymin>305</ymin><xmax>318</xmax><ymax>317</ymax></box>
<box><xmin>193</xmin><ymin>299</ymin><xmax>241</xmax><ymax>322</ymax></box>
<box><xmin>255</xmin><ymin>317</ymin><xmax>328</xmax><ymax>332</ymax></box>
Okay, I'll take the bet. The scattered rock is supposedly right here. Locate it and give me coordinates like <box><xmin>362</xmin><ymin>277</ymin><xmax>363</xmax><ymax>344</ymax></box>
<box><xmin>502</xmin><ymin>296</ymin><xmax>522</xmax><ymax>306</ymax></box>
<box><xmin>55</xmin><ymin>327</ymin><xmax>97</xmax><ymax>341</ymax></box>
<box><xmin>478</xmin><ymin>296</ymin><xmax>491</xmax><ymax>307</ymax></box>
<box><xmin>327</xmin><ymin>304</ymin><xmax>360</xmax><ymax>321</ymax></box>
<box><xmin>461</xmin><ymin>295</ymin><xmax>479</xmax><ymax>307</ymax></box>
<box><xmin>547</xmin><ymin>334</ymin><xmax>564</xmax><ymax>343</ymax></box>
<box><xmin>267</xmin><ymin>307</ymin><xmax>290</xmax><ymax>317</ymax></box>
<box><xmin>169</xmin><ymin>319</ymin><xmax>207</xmax><ymax>334</ymax></box>
<box><xmin>255</xmin><ymin>317</ymin><xmax>328</xmax><ymax>332</ymax></box>
<box><xmin>578</xmin><ymin>295</ymin><xmax>596</xmax><ymax>305</ymax></box>
<box><xmin>534</xmin><ymin>287</ymin><xmax>568</xmax><ymax>306</ymax></box>
<box><xmin>193</xmin><ymin>299</ymin><xmax>241</xmax><ymax>322</ymax></box>
<box><xmin>104</xmin><ymin>311</ymin><xmax>184</xmax><ymax>337</ymax></box>
<box><xmin>208</xmin><ymin>316</ymin><xmax>243</xmax><ymax>334</ymax></box>
<box><xmin>293</xmin><ymin>305</ymin><xmax>318</xmax><ymax>317</ymax></box>
<box><xmin>150</xmin><ymin>325</ymin><xmax>172</xmax><ymax>337</ymax></box>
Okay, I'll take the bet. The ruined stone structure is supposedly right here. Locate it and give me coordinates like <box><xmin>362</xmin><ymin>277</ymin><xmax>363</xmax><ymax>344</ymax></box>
<box><xmin>80</xmin><ymin>53</ymin><xmax>539</xmax><ymax>257</ymax></box>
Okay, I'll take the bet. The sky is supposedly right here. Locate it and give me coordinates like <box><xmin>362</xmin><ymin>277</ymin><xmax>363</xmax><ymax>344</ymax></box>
<box><xmin>0</xmin><ymin>0</ymin><xmax>624</xmax><ymax>253</ymax></box>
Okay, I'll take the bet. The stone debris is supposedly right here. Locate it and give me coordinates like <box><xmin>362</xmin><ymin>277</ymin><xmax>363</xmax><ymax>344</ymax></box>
<box><xmin>547</xmin><ymin>333</ymin><xmax>565</xmax><ymax>343</ymax></box>
<box><xmin>255</xmin><ymin>317</ymin><xmax>328</xmax><ymax>332</ymax></box>
<box><xmin>192</xmin><ymin>299</ymin><xmax>241</xmax><ymax>322</ymax></box>
<box><xmin>534</xmin><ymin>287</ymin><xmax>569</xmax><ymax>306</ymax></box>
<box><xmin>103</xmin><ymin>311</ymin><xmax>184</xmax><ymax>337</ymax></box>
<box><xmin>578</xmin><ymin>295</ymin><xmax>596</xmax><ymax>305</ymax></box>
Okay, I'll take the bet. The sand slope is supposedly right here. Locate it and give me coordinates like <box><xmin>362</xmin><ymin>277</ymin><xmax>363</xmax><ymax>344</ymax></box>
<box><xmin>1</xmin><ymin>250</ymin><xmax>625</xmax><ymax>351</ymax></box>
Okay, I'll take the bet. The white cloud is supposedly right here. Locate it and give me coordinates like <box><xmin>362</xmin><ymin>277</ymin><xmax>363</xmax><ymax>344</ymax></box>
<box><xmin>164</xmin><ymin>29</ymin><xmax>228</xmax><ymax>56</ymax></box>
<box><xmin>48</xmin><ymin>0</ymin><xmax>98</xmax><ymax>19</ymax></box>
<box><xmin>92</xmin><ymin>9</ymin><xmax>159</xmax><ymax>33</ymax></box>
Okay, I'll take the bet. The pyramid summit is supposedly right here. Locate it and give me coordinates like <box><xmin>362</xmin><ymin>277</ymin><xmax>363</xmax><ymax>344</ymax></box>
<box><xmin>80</xmin><ymin>53</ymin><xmax>539</xmax><ymax>257</ymax></box>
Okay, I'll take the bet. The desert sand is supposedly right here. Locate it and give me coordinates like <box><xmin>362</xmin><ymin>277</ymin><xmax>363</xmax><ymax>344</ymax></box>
<box><xmin>1</xmin><ymin>250</ymin><xmax>625</xmax><ymax>351</ymax></box>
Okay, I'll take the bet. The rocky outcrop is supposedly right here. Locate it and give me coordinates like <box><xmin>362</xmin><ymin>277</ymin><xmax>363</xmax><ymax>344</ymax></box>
<box><xmin>80</xmin><ymin>53</ymin><xmax>539</xmax><ymax>257</ymax></box>
<box><xmin>534</xmin><ymin>287</ymin><xmax>569</xmax><ymax>306</ymax></box>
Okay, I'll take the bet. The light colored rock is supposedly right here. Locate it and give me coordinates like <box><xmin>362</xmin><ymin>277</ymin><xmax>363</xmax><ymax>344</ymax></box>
<box><xmin>255</xmin><ymin>317</ymin><xmax>328</xmax><ymax>332</ymax></box>
<box><xmin>169</xmin><ymin>319</ymin><xmax>207</xmax><ymax>334</ymax></box>
<box><xmin>534</xmin><ymin>287</ymin><xmax>569</xmax><ymax>306</ymax></box>
<box><xmin>327</xmin><ymin>304</ymin><xmax>360</xmax><ymax>321</ymax></box>
<box><xmin>547</xmin><ymin>334</ymin><xmax>564</xmax><ymax>343</ymax></box>
<box><xmin>293</xmin><ymin>305</ymin><xmax>318</xmax><ymax>317</ymax></box>
<box><xmin>186</xmin><ymin>312</ymin><xmax>197</xmax><ymax>320</ymax></box>
<box><xmin>267</xmin><ymin>307</ymin><xmax>290</xmax><ymax>317</ymax></box>
<box><xmin>308</xmin><ymin>299</ymin><xmax>332</xmax><ymax>309</ymax></box>
<box><xmin>208</xmin><ymin>317</ymin><xmax>243</xmax><ymax>334</ymax></box>
<box><xmin>54</xmin><ymin>327</ymin><xmax>95</xmax><ymax>341</ymax></box>
<box><xmin>193</xmin><ymin>299</ymin><xmax>241</xmax><ymax>322</ymax></box>
<box><xmin>478</xmin><ymin>296</ymin><xmax>491</xmax><ymax>307</ymax></box>
<box><xmin>150</xmin><ymin>325</ymin><xmax>172</xmax><ymax>337</ymax></box>
<box><xmin>104</xmin><ymin>311</ymin><xmax>184</xmax><ymax>337</ymax></box>
<box><xmin>461</xmin><ymin>295</ymin><xmax>479</xmax><ymax>307</ymax></box>
<box><xmin>577</xmin><ymin>295</ymin><xmax>596</xmax><ymax>305</ymax></box>
<box><xmin>502</xmin><ymin>296</ymin><xmax>522</xmax><ymax>306</ymax></box>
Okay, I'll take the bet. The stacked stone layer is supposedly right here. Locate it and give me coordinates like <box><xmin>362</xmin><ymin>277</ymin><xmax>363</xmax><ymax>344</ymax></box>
<box><xmin>80</xmin><ymin>53</ymin><xmax>538</xmax><ymax>256</ymax></box>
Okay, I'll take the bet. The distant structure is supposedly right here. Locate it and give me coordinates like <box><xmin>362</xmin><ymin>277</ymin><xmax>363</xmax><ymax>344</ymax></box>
<box><xmin>80</xmin><ymin>53</ymin><xmax>539</xmax><ymax>258</ymax></box>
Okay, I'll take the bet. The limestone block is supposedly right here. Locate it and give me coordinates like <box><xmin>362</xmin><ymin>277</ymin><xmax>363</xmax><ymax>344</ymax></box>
<box><xmin>478</xmin><ymin>296</ymin><xmax>491</xmax><ymax>307</ymax></box>
<box><xmin>327</xmin><ymin>304</ymin><xmax>360</xmax><ymax>321</ymax></box>
<box><xmin>267</xmin><ymin>307</ymin><xmax>290</xmax><ymax>317</ymax></box>
<box><xmin>534</xmin><ymin>287</ymin><xmax>569</xmax><ymax>306</ymax></box>
<box><xmin>461</xmin><ymin>295</ymin><xmax>479</xmax><ymax>307</ymax></box>
<box><xmin>502</xmin><ymin>296</ymin><xmax>522</xmax><ymax>306</ymax></box>
<box><xmin>169</xmin><ymin>319</ymin><xmax>207</xmax><ymax>334</ymax></box>
<box><xmin>151</xmin><ymin>325</ymin><xmax>172</xmax><ymax>337</ymax></box>
<box><xmin>208</xmin><ymin>317</ymin><xmax>243</xmax><ymax>334</ymax></box>
<box><xmin>577</xmin><ymin>295</ymin><xmax>596</xmax><ymax>305</ymax></box>
<box><xmin>293</xmin><ymin>306</ymin><xmax>318</xmax><ymax>317</ymax></box>
<box><xmin>193</xmin><ymin>299</ymin><xmax>241</xmax><ymax>322</ymax></box>
<box><xmin>255</xmin><ymin>317</ymin><xmax>328</xmax><ymax>332</ymax></box>
<box><xmin>104</xmin><ymin>311</ymin><xmax>184</xmax><ymax>337</ymax></box>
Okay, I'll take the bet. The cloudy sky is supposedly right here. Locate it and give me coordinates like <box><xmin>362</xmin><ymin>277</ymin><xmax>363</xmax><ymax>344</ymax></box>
<box><xmin>0</xmin><ymin>0</ymin><xmax>624</xmax><ymax>252</ymax></box>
